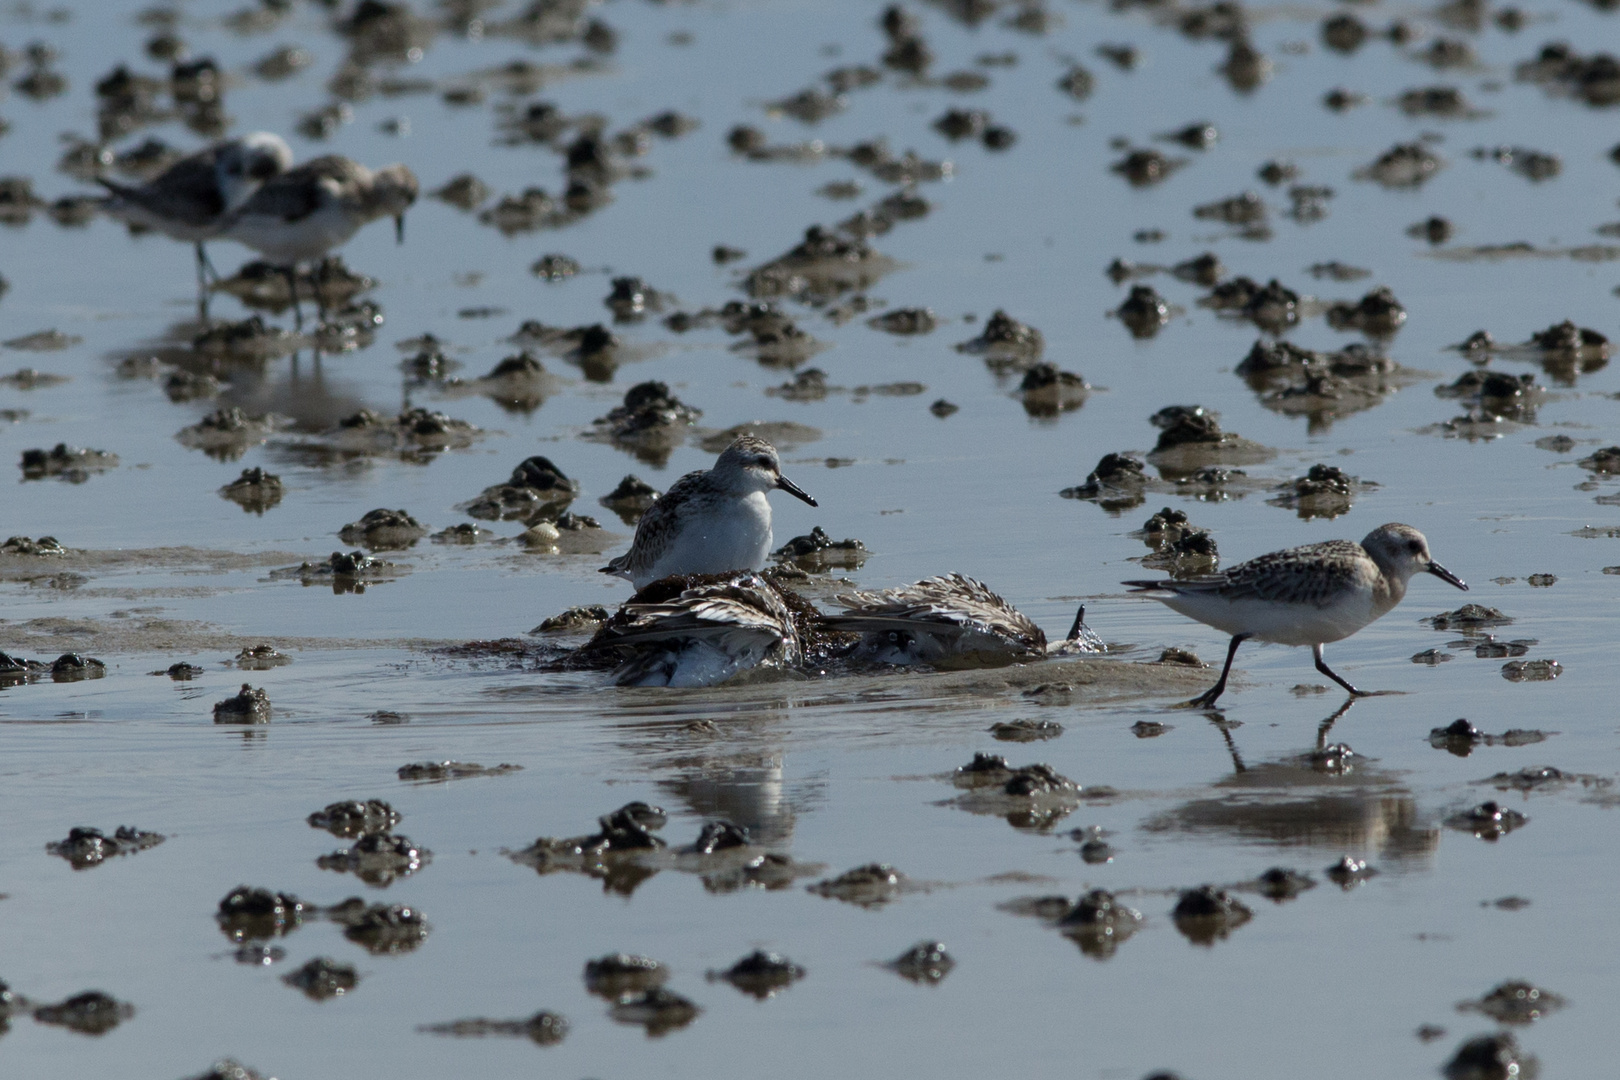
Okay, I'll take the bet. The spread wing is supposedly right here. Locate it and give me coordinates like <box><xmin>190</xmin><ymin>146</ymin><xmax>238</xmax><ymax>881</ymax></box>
<box><xmin>608</xmin><ymin>599</ymin><xmax>785</xmax><ymax>644</ymax></box>
<box><xmin>826</xmin><ymin>573</ymin><xmax>1045</xmax><ymax>649</ymax></box>
<box><xmin>589</xmin><ymin>575</ymin><xmax>797</xmax><ymax>651</ymax></box>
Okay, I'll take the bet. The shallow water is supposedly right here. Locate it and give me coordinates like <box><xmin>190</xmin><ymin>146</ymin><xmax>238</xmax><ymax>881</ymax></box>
<box><xmin>3</xmin><ymin>0</ymin><xmax>1620</xmax><ymax>1075</ymax></box>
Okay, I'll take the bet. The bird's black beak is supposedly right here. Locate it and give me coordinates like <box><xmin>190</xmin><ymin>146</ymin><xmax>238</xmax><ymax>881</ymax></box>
<box><xmin>394</xmin><ymin>214</ymin><xmax>407</xmax><ymax>244</ymax></box>
<box><xmin>1428</xmin><ymin>560</ymin><xmax>1467</xmax><ymax>590</ymax></box>
<box><xmin>776</xmin><ymin>473</ymin><xmax>817</xmax><ymax>507</ymax></box>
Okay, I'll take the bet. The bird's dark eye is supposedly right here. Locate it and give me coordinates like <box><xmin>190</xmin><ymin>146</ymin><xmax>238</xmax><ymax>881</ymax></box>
<box><xmin>1407</xmin><ymin>540</ymin><xmax>1422</xmax><ymax>554</ymax></box>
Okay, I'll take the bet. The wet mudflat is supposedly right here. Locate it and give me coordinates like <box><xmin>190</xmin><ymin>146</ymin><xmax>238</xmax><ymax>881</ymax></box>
<box><xmin>4</xmin><ymin>0</ymin><xmax>1620</xmax><ymax>1076</ymax></box>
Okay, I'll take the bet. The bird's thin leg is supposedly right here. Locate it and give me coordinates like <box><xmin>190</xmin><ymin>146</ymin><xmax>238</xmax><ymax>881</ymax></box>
<box><xmin>282</xmin><ymin>264</ymin><xmax>303</xmax><ymax>331</ymax></box>
<box><xmin>194</xmin><ymin>243</ymin><xmax>213</xmax><ymax>324</ymax></box>
<box><xmin>1187</xmin><ymin>633</ymin><xmax>1250</xmax><ymax>708</ymax></box>
<box><xmin>196</xmin><ymin>242</ymin><xmax>220</xmax><ymax>284</ymax></box>
<box><xmin>1313</xmin><ymin>643</ymin><xmax>1369</xmax><ymax>697</ymax></box>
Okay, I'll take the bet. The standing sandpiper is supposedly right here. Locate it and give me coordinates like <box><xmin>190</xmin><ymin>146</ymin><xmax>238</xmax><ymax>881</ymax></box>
<box><xmin>96</xmin><ymin>132</ymin><xmax>293</xmax><ymax>300</ymax></box>
<box><xmin>1125</xmin><ymin>523</ymin><xmax>1467</xmax><ymax>707</ymax></box>
<box><xmin>601</xmin><ymin>435</ymin><xmax>817</xmax><ymax>590</ymax></box>
<box><xmin>221</xmin><ymin>155</ymin><xmax>419</xmax><ymax>326</ymax></box>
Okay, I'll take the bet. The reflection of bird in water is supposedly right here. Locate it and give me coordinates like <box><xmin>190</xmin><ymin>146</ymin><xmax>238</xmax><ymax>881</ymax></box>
<box><xmin>1125</xmin><ymin>523</ymin><xmax>1467</xmax><ymax>707</ymax></box>
<box><xmin>660</xmin><ymin>759</ymin><xmax>797</xmax><ymax>848</ymax></box>
<box><xmin>1150</xmin><ymin>767</ymin><xmax>1440</xmax><ymax>864</ymax></box>
<box><xmin>96</xmin><ymin>132</ymin><xmax>293</xmax><ymax>303</ymax></box>
<box><xmin>222</xmin><ymin>155</ymin><xmax>418</xmax><ymax>327</ymax></box>
<box><xmin>1148</xmin><ymin>698</ymin><xmax>1440</xmax><ymax>865</ymax></box>
<box><xmin>823</xmin><ymin>573</ymin><xmax>1050</xmax><ymax>667</ymax></box>
<box><xmin>585</xmin><ymin>572</ymin><xmax>804</xmax><ymax>687</ymax></box>
<box><xmin>601</xmin><ymin>436</ymin><xmax>817</xmax><ymax>590</ymax></box>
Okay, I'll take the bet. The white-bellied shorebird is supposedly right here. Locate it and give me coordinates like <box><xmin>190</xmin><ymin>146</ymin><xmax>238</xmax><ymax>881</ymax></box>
<box><xmin>601</xmin><ymin>435</ymin><xmax>817</xmax><ymax>590</ymax></box>
<box><xmin>96</xmin><ymin>132</ymin><xmax>293</xmax><ymax>301</ymax></box>
<box><xmin>1125</xmin><ymin>523</ymin><xmax>1467</xmax><ymax>707</ymax></box>
<box><xmin>222</xmin><ymin>154</ymin><xmax>418</xmax><ymax>326</ymax></box>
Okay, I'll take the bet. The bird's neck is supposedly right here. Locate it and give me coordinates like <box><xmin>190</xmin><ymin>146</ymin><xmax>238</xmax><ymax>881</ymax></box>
<box><xmin>721</xmin><ymin>475</ymin><xmax>768</xmax><ymax>498</ymax></box>
<box><xmin>1372</xmin><ymin>570</ymin><xmax>1408</xmax><ymax>616</ymax></box>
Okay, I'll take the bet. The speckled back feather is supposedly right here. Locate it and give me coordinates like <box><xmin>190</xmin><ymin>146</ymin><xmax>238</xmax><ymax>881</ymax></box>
<box><xmin>826</xmin><ymin>573</ymin><xmax>1047</xmax><ymax>652</ymax></box>
<box><xmin>587</xmin><ymin>572</ymin><xmax>801</xmax><ymax>661</ymax></box>
<box><xmin>604</xmin><ymin>467</ymin><xmax>712</xmax><ymax>578</ymax></box>
<box><xmin>1125</xmin><ymin>539</ymin><xmax>1374</xmax><ymax>608</ymax></box>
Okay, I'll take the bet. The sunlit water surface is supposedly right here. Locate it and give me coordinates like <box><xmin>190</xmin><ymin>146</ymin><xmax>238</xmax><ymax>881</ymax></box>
<box><xmin>3</xmin><ymin>0</ymin><xmax>1620</xmax><ymax>1075</ymax></box>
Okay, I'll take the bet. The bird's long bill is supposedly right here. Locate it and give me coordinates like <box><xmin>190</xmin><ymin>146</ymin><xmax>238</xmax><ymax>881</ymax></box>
<box><xmin>1428</xmin><ymin>560</ymin><xmax>1468</xmax><ymax>590</ymax></box>
<box><xmin>776</xmin><ymin>473</ymin><xmax>818</xmax><ymax>507</ymax></box>
<box><xmin>394</xmin><ymin>214</ymin><xmax>407</xmax><ymax>244</ymax></box>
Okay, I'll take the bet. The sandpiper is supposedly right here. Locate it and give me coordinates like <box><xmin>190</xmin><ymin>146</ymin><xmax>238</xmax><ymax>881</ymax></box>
<box><xmin>1124</xmin><ymin>522</ymin><xmax>1467</xmax><ymax>707</ymax></box>
<box><xmin>824</xmin><ymin>573</ymin><xmax>1049</xmax><ymax>668</ymax></box>
<box><xmin>96</xmin><ymin>132</ymin><xmax>293</xmax><ymax>297</ymax></box>
<box><xmin>601</xmin><ymin>435</ymin><xmax>817</xmax><ymax>590</ymax></box>
<box><xmin>585</xmin><ymin>571</ymin><xmax>803</xmax><ymax>687</ymax></box>
<box><xmin>221</xmin><ymin>155</ymin><xmax>419</xmax><ymax>326</ymax></box>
